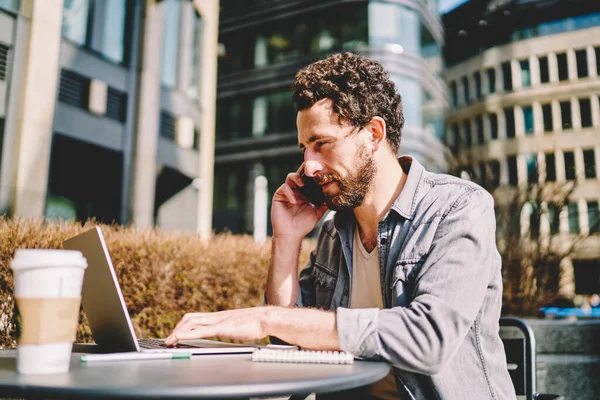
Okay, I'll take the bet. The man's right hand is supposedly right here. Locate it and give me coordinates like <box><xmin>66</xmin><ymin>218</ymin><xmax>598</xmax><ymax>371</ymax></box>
<box><xmin>271</xmin><ymin>171</ymin><xmax>328</xmax><ymax>239</ymax></box>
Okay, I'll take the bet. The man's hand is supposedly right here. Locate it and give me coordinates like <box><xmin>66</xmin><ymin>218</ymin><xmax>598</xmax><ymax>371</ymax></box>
<box><xmin>164</xmin><ymin>306</ymin><xmax>341</xmax><ymax>351</ymax></box>
<box><xmin>165</xmin><ymin>307</ymin><xmax>268</xmax><ymax>346</ymax></box>
<box><xmin>271</xmin><ymin>171</ymin><xmax>328</xmax><ymax>239</ymax></box>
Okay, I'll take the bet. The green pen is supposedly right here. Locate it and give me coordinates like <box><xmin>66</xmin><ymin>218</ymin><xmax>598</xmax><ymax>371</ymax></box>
<box><xmin>81</xmin><ymin>352</ymin><xmax>191</xmax><ymax>363</ymax></box>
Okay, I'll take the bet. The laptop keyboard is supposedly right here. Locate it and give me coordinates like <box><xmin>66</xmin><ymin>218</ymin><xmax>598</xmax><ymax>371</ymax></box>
<box><xmin>138</xmin><ymin>338</ymin><xmax>195</xmax><ymax>349</ymax></box>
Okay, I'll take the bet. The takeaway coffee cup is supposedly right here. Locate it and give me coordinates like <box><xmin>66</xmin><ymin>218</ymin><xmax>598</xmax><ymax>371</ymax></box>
<box><xmin>11</xmin><ymin>249</ymin><xmax>87</xmax><ymax>374</ymax></box>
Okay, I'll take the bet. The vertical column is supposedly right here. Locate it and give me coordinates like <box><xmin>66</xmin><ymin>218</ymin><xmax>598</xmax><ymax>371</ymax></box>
<box><xmin>533</xmin><ymin>101</ymin><xmax>543</xmax><ymax>135</ymax></box>
<box><xmin>498</xmin><ymin>108</ymin><xmax>507</xmax><ymax>140</ymax></box>
<box><xmin>587</xmin><ymin>46</ymin><xmax>597</xmax><ymax>79</ymax></box>
<box><xmin>12</xmin><ymin>0</ymin><xmax>64</xmax><ymax>217</ymax></box>
<box><xmin>500</xmin><ymin>157</ymin><xmax>509</xmax><ymax>185</ymax></box>
<box><xmin>482</xmin><ymin>67</ymin><xmax>489</xmax><ymax>96</ymax></box>
<box><xmin>517</xmin><ymin>153</ymin><xmax>527</xmax><ymax>185</ymax></box>
<box><xmin>551</xmin><ymin>100</ymin><xmax>562</xmax><ymax>133</ymax></box>
<box><xmin>511</xmin><ymin>59</ymin><xmax>521</xmax><ymax>91</ymax></box>
<box><xmin>514</xmin><ymin>105</ymin><xmax>524</xmax><ymax>137</ymax></box>
<box><xmin>537</xmin><ymin>151</ymin><xmax>546</xmax><ymax>184</ymax></box>
<box><xmin>574</xmin><ymin>147</ymin><xmax>585</xmax><ymax>182</ymax></box>
<box><xmin>177</xmin><ymin>0</ymin><xmax>194</xmax><ymax>93</ymax></box>
<box><xmin>530</xmin><ymin>55</ymin><xmax>540</xmax><ymax>87</ymax></box>
<box><xmin>555</xmin><ymin>148</ymin><xmax>566</xmax><ymax>181</ymax></box>
<box><xmin>591</xmin><ymin>95</ymin><xmax>600</xmax><ymax>127</ymax></box>
<box><xmin>495</xmin><ymin>65</ymin><xmax>502</xmax><ymax>94</ymax></box>
<box><xmin>596</xmin><ymin>146</ymin><xmax>600</xmax><ymax>180</ymax></box>
<box><xmin>131</xmin><ymin>0</ymin><xmax>165</xmax><ymax>228</ymax></box>
<box><xmin>549</xmin><ymin>52</ymin><xmax>559</xmax><ymax>83</ymax></box>
<box><xmin>194</xmin><ymin>0</ymin><xmax>219</xmax><ymax>239</ymax></box>
<box><xmin>567</xmin><ymin>49</ymin><xmax>577</xmax><ymax>82</ymax></box>
<box><xmin>578</xmin><ymin>198</ymin><xmax>589</xmax><ymax>235</ymax></box>
<box><xmin>571</xmin><ymin>97</ymin><xmax>581</xmax><ymax>130</ymax></box>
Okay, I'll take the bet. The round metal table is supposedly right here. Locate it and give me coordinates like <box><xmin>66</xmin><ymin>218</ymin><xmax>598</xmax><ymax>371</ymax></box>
<box><xmin>0</xmin><ymin>349</ymin><xmax>390</xmax><ymax>399</ymax></box>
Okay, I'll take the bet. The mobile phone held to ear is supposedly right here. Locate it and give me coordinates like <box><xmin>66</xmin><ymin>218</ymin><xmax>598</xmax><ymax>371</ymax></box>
<box><xmin>298</xmin><ymin>174</ymin><xmax>326</xmax><ymax>205</ymax></box>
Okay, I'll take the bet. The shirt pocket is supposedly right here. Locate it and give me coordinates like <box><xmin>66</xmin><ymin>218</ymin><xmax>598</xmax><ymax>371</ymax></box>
<box><xmin>311</xmin><ymin>262</ymin><xmax>337</xmax><ymax>309</ymax></box>
<box><xmin>389</xmin><ymin>260</ymin><xmax>422</xmax><ymax>307</ymax></box>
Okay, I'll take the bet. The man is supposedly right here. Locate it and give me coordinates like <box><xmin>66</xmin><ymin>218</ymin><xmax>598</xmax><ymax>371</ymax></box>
<box><xmin>166</xmin><ymin>52</ymin><xmax>516</xmax><ymax>400</ymax></box>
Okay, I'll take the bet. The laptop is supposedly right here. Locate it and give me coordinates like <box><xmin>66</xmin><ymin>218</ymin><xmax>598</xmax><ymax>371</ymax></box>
<box><xmin>63</xmin><ymin>226</ymin><xmax>257</xmax><ymax>355</ymax></box>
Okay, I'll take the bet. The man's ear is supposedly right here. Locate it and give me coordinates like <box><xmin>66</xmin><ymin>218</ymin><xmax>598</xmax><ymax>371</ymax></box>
<box><xmin>366</xmin><ymin>117</ymin><xmax>387</xmax><ymax>152</ymax></box>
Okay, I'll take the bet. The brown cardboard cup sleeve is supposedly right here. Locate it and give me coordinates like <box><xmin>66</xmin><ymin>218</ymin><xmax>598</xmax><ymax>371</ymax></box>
<box><xmin>16</xmin><ymin>298</ymin><xmax>81</xmax><ymax>345</ymax></box>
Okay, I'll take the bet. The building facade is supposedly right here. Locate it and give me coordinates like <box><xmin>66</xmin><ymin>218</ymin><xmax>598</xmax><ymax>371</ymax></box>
<box><xmin>0</xmin><ymin>0</ymin><xmax>219</xmax><ymax>236</ymax></box>
<box><xmin>214</xmin><ymin>0</ymin><xmax>448</xmax><ymax>235</ymax></box>
<box><xmin>443</xmin><ymin>0</ymin><xmax>600</xmax><ymax>296</ymax></box>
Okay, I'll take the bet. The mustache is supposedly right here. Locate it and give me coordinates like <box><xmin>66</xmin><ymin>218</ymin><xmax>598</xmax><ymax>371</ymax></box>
<box><xmin>314</xmin><ymin>173</ymin><xmax>339</xmax><ymax>185</ymax></box>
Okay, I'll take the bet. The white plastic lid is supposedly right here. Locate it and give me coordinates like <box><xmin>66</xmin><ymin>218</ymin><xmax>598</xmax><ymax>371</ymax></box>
<box><xmin>10</xmin><ymin>249</ymin><xmax>88</xmax><ymax>270</ymax></box>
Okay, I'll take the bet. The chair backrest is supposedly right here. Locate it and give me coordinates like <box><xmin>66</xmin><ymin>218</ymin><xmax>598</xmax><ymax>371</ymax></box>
<box><xmin>499</xmin><ymin>317</ymin><xmax>536</xmax><ymax>400</ymax></box>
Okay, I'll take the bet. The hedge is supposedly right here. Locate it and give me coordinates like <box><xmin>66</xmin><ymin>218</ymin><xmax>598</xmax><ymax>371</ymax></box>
<box><xmin>0</xmin><ymin>217</ymin><xmax>314</xmax><ymax>349</ymax></box>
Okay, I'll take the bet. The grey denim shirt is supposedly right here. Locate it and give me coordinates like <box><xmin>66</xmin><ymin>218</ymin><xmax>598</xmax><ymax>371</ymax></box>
<box><xmin>297</xmin><ymin>157</ymin><xmax>516</xmax><ymax>400</ymax></box>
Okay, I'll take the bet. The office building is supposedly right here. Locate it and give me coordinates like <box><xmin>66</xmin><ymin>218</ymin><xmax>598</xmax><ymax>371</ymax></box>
<box><xmin>214</xmin><ymin>0</ymin><xmax>448</xmax><ymax>234</ymax></box>
<box><xmin>0</xmin><ymin>0</ymin><xmax>219</xmax><ymax>236</ymax></box>
<box><xmin>443</xmin><ymin>0</ymin><xmax>600</xmax><ymax>296</ymax></box>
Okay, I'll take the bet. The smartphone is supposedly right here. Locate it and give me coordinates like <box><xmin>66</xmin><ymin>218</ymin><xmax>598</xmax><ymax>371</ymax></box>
<box><xmin>297</xmin><ymin>173</ymin><xmax>326</xmax><ymax>205</ymax></box>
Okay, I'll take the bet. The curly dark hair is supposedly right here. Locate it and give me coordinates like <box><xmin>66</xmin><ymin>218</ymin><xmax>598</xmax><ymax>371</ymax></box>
<box><xmin>292</xmin><ymin>52</ymin><xmax>404</xmax><ymax>153</ymax></box>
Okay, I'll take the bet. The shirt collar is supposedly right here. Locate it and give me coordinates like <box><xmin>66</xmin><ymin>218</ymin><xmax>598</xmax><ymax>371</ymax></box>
<box><xmin>388</xmin><ymin>156</ymin><xmax>424</xmax><ymax>221</ymax></box>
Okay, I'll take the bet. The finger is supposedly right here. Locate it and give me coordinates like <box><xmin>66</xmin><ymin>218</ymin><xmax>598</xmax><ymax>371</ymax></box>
<box><xmin>274</xmin><ymin>183</ymin><xmax>299</xmax><ymax>205</ymax></box>
<box><xmin>285</xmin><ymin>172</ymin><xmax>304</xmax><ymax>188</ymax></box>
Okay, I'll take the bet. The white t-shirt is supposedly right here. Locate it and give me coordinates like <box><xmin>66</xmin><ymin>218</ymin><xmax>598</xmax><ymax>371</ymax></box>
<box><xmin>351</xmin><ymin>227</ymin><xmax>398</xmax><ymax>400</ymax></box>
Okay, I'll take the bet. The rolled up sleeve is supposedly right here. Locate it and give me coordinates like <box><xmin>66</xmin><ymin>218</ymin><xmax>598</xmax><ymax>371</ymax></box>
<box><xmin>336</xmin><ymin>189</ymin><xmax>500</xmax><ymax>375</ymax></box>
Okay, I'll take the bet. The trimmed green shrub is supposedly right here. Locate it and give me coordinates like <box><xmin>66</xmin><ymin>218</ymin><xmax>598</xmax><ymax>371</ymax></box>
<box><xmin>0</xmin><ymin>217</ymin><xmax>314</xmax><ymax>349</ymax></box>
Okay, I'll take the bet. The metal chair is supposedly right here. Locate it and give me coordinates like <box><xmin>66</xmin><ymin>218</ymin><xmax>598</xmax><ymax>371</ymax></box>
<box><xmin>499</xmin><ymin>317</ymin><xmax>565</xmax><ymax>400</ymax></box>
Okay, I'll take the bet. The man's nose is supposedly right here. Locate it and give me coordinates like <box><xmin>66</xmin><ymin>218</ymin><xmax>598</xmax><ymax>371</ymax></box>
<box><xmin>303</xmin><ymin>160</ymin><xmax>322</xmax><ymax>177</ymax></box>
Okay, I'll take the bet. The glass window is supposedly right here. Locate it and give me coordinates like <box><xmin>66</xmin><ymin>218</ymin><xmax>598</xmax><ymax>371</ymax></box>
<box><xmin>95</xmin><ymin>0</ymin><xmax>127</xmax><ymax>63</ymax></box>
<box><xmin>62</xmin><ymin>0</ymin><xmax>90</xmax><ymax>45</ymax></box>
<box><xmin>525</xmin><ymin>153</ymin><xmax>537</xmax><ymax>183</ymax></box>
<box><xmin>564</xmin><ymin>151</ymin><xmax>576</xmax><ymax>180</ymax></box>
<box><xmin>505</xmin><ymin>107</ymin><xmax>515</xmax><ymax>138</ymax></box>
<box><xmin>542</xmin><ymin>104</ymin><xmax>553</xmax><ymax>132</ymax></box>
<box><xmin>368</xmin><ymin>3</ymin><xmax>419</xmax><ymax>54</ymax></box>
<box><xmin>450</xmin><ymin>81</ymin><xmax>458</xmax><ymax>107</ymax></box>
<box><xmin>523</xmin><ymin>106</ymin><xmax>534</xmax><ymax>135</ymax></box>
<box><xmin>502</xmin><ymin>62</ymin><xmax>512</xmax><ymax>91</ymax></box>
<box><xmin>557</xmin><ymin>53</ymin><xmax>568</xmax><ymax>81</ymax></box>
<box><xmin>545</xmin><ymin>153</ymin><xmax>556</xmax><ymax>182</ymax></box>
<box><xmin>486</xmin><ymin>68</ymin><xmax>496</xmax><ymax>94</ymax></box>
<box><xmin>489</xmin><ymin>113</ymin><xmax>498</xmax><ymax>140</ymax></box>
<box><xmin>575</xmin><ymin>49</ymin><xmax>588</xmax><ymax>78</ymax></box>
<box><xmin>161</xmin><ymin>0</ymin><xmax>181</xmax><ymax>87</ymax></box>
<box><xmin>392</xmin><ymin>75</ymin><xmax>422</xmax><ymax>125</ymax></box>
<box><xmin>580</xmin><ymin>98</ymin><xmax>592</xmax><ymax>128</ymax></box>
<box><xmin>0</xmin><ymin>0</ymin><xmax>19</xmax><ymax>12</ymax></box>
<box><xmin>479</xmin><ymin>161</ymin><xmax>486</xmax><ymax>185</ymax></box>
<box><xmin>474</xmin><ymin>71</ymin><xmax>482</xmax><ymax>100</ymax></box>
<box><xmin>539</xmin><ymin>56</ymin><xmax>550</xmax><ymax>83</ymax></box>
<box><xmin>489</xmin><ymin>160</ymin><xmax>500</xmax><ymax>186</ymax></box>
<box><xmin>548</xmin><ymin>203</ymin><xmax>560</xmax><ymax>235</ymax></box>
<box><xmin>596</xmin><ymin>47</ymin><xmax>600</xmax><ymax>75</ymax></box>
<box><xmin>463</xmin><ymin>120</ymin><xmax>472</xmax><ymax>148</ymax></box>
<box><xmin>588</xmin><ymin>201</ymin><xmax>599</xmax><ymax>233</ymax></box>
<box><xmin>520</xmin><ymin>59</ymin><xmax>531</xmax><ymax>88</ymax></box>
<box><xmin>560</xmin><ymin>101</ymin><xmax>572</xmax><ymax>130</ymax></box>
<box><xmin>188</xmin><ymin>11</ymin><xmax>201</xmax><ymax>97</ymax></box>
<box><xmin>507</xmin><ymin>155</ymin><xmax>518</xmax><ymax>185</ymax></box>
<box><xmin>451</xmin><ymin>123</ymin><xmax>460</xmax><ymax>150</ymax></box>
<box><xmin>568</xmin><ymin>203</ymin><xmax>580</xmax><ymax>234</ymax></box>
<box><xmin>583</xmin><ymin>149</ymin><xmax>597</xmax><ymax>179</ymax></box>
<box><xmin>461</xmin><ymin>76</ymin><xmax>470</xmax><ymax>104</ymax></box>
<box><xmin>528</xmin><ymin>202</ymin><xmax>540</xmax><ymax>240</ymax></box>
<box><xmin>476</xmin><ymin>115</ymin><xmax>484</xmax><ymax>144</ymax></box>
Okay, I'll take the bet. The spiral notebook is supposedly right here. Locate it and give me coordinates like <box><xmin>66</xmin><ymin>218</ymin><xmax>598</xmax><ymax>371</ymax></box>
<box><xmin>252</xmin><ymin>348</ymin><xmax>355</xmax><ymax>364</ymax></box>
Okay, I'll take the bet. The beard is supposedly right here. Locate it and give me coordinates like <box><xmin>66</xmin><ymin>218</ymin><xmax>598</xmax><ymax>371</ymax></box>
<box><xmin>316</xmin><ymin>144</ymin><xmax>377</xmax><ymax>211</ymax></box>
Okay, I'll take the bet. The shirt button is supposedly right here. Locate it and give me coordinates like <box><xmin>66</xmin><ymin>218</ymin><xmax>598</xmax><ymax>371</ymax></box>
<box><xmin>381</xmin><ymin>237</ymin><xmax>388</xmax><ymax>245</ymax></box>
<box><xmin>343</xmin><ymin>289</ymin><xmax>349</xmax><ymax>296</ymax></box>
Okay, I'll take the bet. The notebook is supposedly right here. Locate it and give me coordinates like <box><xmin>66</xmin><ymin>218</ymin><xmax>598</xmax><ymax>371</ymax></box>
<box><xmin>252</xmin><ymin>348</ymin><xmax>355</xmax><ymax>364</ymax></box>
<box><xmin>63</xmin><ymin>227</ymin><xmax>257</xmax><ymax>355</ymax></box>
